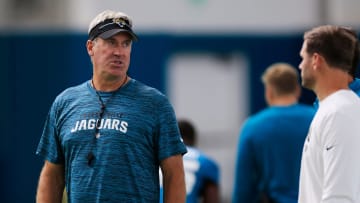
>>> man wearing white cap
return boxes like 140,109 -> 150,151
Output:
35,10 -> 187,203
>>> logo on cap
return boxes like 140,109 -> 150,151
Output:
113,18 -> 126,25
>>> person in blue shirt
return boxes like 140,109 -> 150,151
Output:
348,37 -> 360,96
160,119 -> 220,203
36,10 -> 187,203
232,63 -> 315,203
345,30 -> 360,96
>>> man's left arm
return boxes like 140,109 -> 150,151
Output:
160,154 -> 186,203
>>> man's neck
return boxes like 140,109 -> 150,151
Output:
269,95 -> 298,106
315,69 -> 349,101
92,75 -> 129,92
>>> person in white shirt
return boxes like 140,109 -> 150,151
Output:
298,25 -> 360,203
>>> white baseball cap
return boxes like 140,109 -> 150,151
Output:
88,10 -> 138,41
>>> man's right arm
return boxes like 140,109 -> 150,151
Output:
232,121 -> 258,203
36,160 -> 65,203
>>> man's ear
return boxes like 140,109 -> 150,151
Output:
312,53 -> 325,70
295,84 -> 301,99
86,40 -> 94,56
264,85 -> 274,106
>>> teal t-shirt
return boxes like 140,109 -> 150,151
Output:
36,79 -> 187,202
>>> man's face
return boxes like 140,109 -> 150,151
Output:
88,32 -> 132,81
299,41 -> 316,90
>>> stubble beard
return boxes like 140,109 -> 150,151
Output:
301,77 -> 316,91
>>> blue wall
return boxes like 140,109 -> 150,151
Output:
0,33 -> 315,202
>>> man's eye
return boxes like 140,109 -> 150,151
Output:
122,41 -> 131,47
105,39 -> 116,45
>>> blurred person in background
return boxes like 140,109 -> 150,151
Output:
298,25 -> 360,203
160,119 -> 220,203
35,9 -> 187,203
233,63 -> 315,203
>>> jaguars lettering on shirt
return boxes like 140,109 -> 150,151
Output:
70,118 -> 128,134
